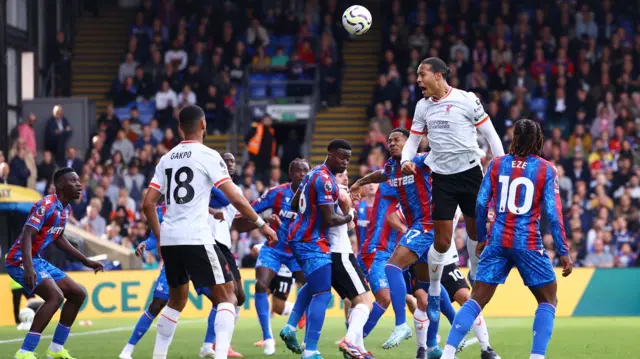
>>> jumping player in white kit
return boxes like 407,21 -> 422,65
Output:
142,105 -> 277,359
400,57 -> 505,325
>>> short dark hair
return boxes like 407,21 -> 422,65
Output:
53,167 -> 75,186
178,105 -> 205,133
421,57 -> 450,79
390,128 -> 410,138
289,158 -> 309,172
327,139 -> 352,152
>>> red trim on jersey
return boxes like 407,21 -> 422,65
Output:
180,140 -> 198,144
149,182 -> 161,190
474,115 -> 489,127
214,177 -> 231,188
302,172 -> 322,242
316,238 -> 330,253
410,129 -> 425,135
501,164 -> 524,248
431,87 -> 453,103
529,163 -> 547,250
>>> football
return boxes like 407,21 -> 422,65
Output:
342,5 -> 372,35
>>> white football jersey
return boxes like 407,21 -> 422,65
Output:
329,205 -> 352,254
150,141 -> 231,246
411,87 -> 489,175
208,183 -> 242,248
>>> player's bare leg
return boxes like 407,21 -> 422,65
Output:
427,220 -> 454,323
255,266 -> 278,353
382,246 -> 418,349
406,294 -> 417,314
441,281 -> 498,359
44,277 -> 87,359
528,281 -> 559,359
452,288 -> 500,359
339,293 -> 373,359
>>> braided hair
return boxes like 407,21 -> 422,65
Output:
508,119 -> 544,157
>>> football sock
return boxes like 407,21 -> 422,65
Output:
384,264 -> 407,325
427,247 -> 445,297
363,301 -> 387,338
20,332 -> 41,353
282,301 -> 294,316
346,304 -> 369,344
467,239 -> 479,280
204,307 -> 216,346
427,312 -> 439,349
413,309 -> 428,349
444,299 -> 481,353
531,303 -> 556,357
530,354 -> 545,359
305,291 -> 331,352
439,285 -> 456,324
214,302 -> 236,359
128,310 -> 156,346
49,323 -> 70,352
153,306 -> 181,359
235,306 -> 241,324
472,314 -> 490,351
255,292 -> 273,340
285,284 -> 311,329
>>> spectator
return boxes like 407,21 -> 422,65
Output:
202,85 -> 224,133
319,56 -> 339,106
59,147 -> 84,174
247,18 -> 270,48
15,113 -> 37,156
80,201 -> 107,236
270,46 -> 289,69
245,115 -> 276,183
155,80 -> 178,126
102,222 -> 123,244
164,39 -> 188,71
161,128 -> 179,150
177,85 -> 197,108
36,151 -> 56,194
123,160 -> 145,202
115,76 -> 138,107
118,53 -> 139,84
133,65 -> 154,99
93,185 -> 113,221
44,105 -> 73,163
135,125 -> 158,149
0,162 -> 8,184
98,104 -> 121,147
144,50 -> 166,88
369,103 -> 393,136
252,46 -> 271,72
52,31 -> 72,96
111,129 -> 135,164
584,239 -> 614,267
8,146 -> 30,187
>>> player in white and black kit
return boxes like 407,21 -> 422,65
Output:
143,105 -> 277,359
331,171 -> 373,359
400,57 -> 505,323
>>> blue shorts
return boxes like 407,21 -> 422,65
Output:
6,258 -> 67,296
366,255 -> 391,294
475,246 -> 557,288
398,225 -> 434,263
256,245 -> 302,274
289,240 -> 331,278
153,267 -> 211,300
403,267 -> 414,294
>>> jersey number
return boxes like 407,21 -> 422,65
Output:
298,184 -> 307,213
165,167 -> 195,205
279,280 -> 289,294
405,229 -> 421,243
447,268 -> 464,281
498,176 -> 534,215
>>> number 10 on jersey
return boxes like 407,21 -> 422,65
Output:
498,175 -> 534,215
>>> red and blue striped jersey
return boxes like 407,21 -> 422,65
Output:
360,182 -> 405,268
383,154 -> 433,231
355,199 -> 373,252
6,195 -> 71,266
288,165 -> 338,246
476,154 -> 569,256
252,183 -> 296,253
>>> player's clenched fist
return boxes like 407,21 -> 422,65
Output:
260,225 -> 278,245
401,161 -> 417,175
559,255 -> 573,277
135,242 -> 147,257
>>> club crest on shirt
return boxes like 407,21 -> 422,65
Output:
554,176 -> 560,194
324,181 -> 333,193
445,104 -> 452,114
36,206 -> 46,217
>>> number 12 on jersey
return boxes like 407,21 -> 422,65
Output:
498,175 -> 534,215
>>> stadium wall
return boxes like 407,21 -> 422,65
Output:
1,268 -> 639,326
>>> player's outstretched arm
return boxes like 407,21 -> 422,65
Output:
20,226 -> 38,290
219,181 -> 278,243
476,118 -> 505,157
143,188 -> 163,246
350,170 -> 387,200
56,235 -> 104,273
543,165 -> 572,276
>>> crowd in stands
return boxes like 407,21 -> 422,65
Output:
363,0 -> 640,268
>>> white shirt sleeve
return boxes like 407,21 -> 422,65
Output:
149,158 -> 166,192
476,119 -> 505,156
464,92 -> 490,126
402,100 -> 427,163
204,149 -> 232,188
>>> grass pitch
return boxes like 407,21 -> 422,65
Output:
0,316 -> 637,358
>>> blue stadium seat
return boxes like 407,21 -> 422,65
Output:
271,85 -> 287,98
529,98 -> 548,113
278,35 -> 295,46
270,73 -> 287,83
250,86 -> 267,98
249,73 -> 269,83
114,107 -> 131,121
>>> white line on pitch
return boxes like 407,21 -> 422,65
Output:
0,319 -> 205,345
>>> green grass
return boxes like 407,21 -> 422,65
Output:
0,316 -> 637,358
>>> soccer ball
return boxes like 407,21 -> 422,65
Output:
19,308 -> 35,324
342,5 -> 372,35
